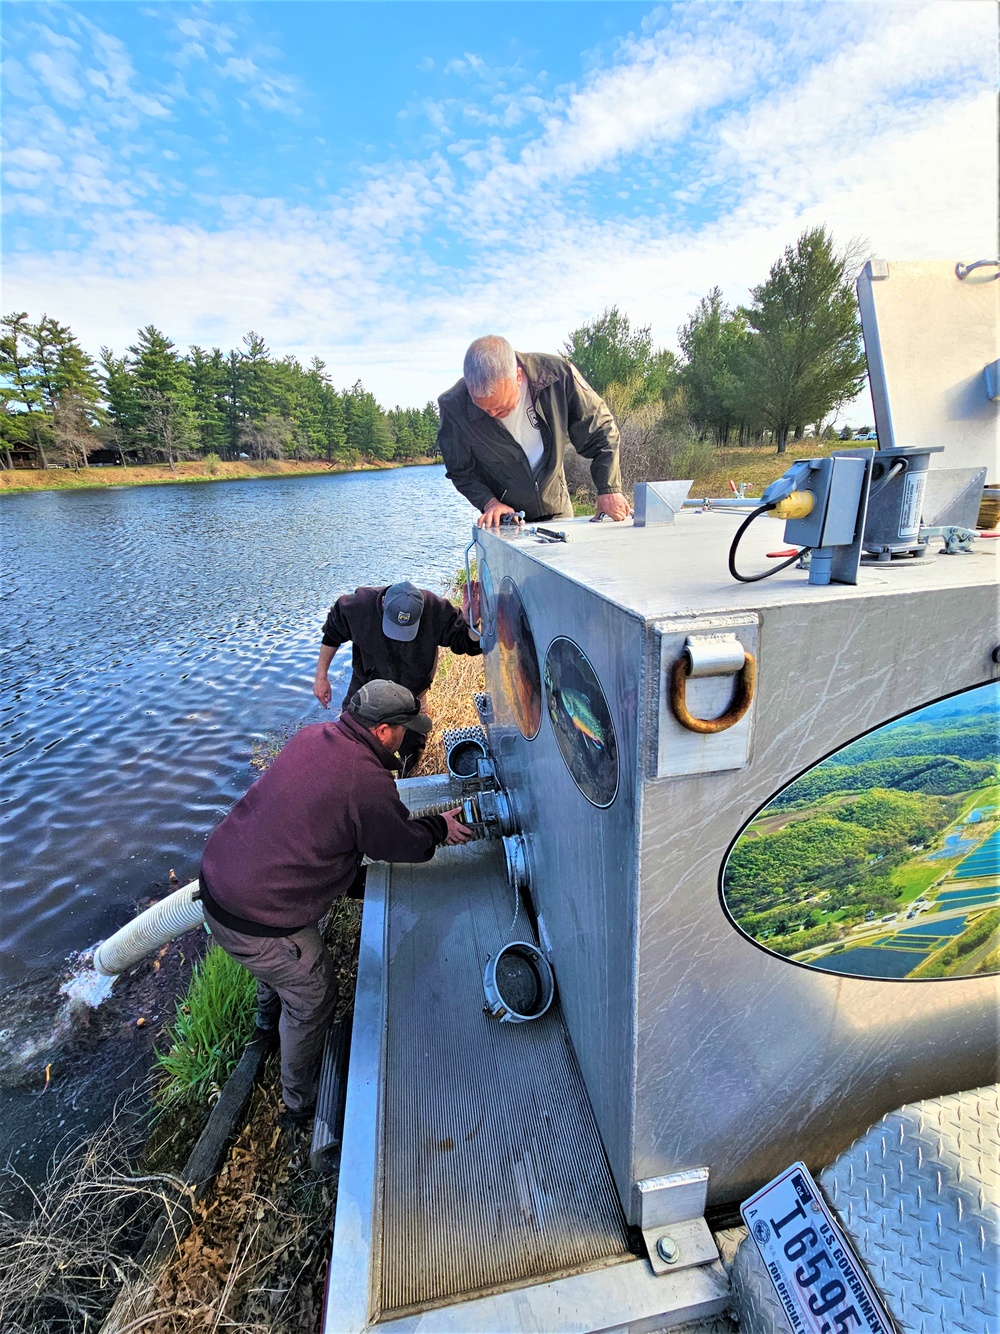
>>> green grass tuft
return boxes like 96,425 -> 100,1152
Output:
154,944 -> 256,1112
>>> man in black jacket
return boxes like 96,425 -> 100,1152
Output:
437,335 -> 631,528
313,580 -> 481,774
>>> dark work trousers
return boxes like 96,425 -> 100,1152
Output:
203,912 -> 339,1113
397,726 -> 427,778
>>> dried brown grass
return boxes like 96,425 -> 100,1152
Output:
0,1090 -> 188,1334
111,901 -> 362,1334
0,457 -> 439,494
413,650 -> 486,777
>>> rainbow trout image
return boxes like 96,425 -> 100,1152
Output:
559,689 -> 605,750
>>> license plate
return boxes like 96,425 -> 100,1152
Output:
741,1162 -> 896,1334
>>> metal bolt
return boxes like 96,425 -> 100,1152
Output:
992,645 -> 1000,665
656,1235 -> 680,1264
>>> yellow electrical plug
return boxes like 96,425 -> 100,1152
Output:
770,490 -> 815,520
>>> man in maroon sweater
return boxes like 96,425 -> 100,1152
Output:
313,580 -> 482,776
199,680 -> 470,1125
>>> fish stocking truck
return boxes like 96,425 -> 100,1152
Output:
93,260 -> 1000,1333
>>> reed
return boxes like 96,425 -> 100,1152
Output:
153,945 -> 256,1112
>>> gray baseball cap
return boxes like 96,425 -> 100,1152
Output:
382,581 -> 424,642
348,680 -> 432,734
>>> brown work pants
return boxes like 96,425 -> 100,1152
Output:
203,913 -> 339,1113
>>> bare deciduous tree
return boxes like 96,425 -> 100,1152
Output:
237,413 -> 292,462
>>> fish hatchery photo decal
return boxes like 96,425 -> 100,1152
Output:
721,682 -> 1000,981
495,576 -> 542,739
543,637 -> 619,807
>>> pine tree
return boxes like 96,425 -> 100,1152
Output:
100,347 -> 143,463
126,326 -> 196,468
344,380 -> 393,460
188,346 -> 231,455
564,306 -> 677,403
1,313 -> 102,467
0,312 -> 48,467
678,288 -> 754,446
740,227 -> 868,454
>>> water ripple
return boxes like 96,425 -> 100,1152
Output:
0,465 -> 475,984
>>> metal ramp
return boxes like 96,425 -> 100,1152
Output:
325,776 -> 730,1334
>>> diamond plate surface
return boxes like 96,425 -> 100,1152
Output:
819,1084 -> 1000,1334
729,1235 -> 794,1333
441,723 -> 488,751
728,1085 -> 1000,1334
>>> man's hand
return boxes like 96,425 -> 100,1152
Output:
441,809 -> 473,845
313,644 -> 337,707
478,499 -> 522,529
595,492 -> 632,522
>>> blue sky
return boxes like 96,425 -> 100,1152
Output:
2,1 -> 996,412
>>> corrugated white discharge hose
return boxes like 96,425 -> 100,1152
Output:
93,880 -> 206,976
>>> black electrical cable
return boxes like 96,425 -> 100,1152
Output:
728,501 -> 811,583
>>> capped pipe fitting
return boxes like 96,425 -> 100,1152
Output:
502,834 -> 529,893
483,941 -> 555,1023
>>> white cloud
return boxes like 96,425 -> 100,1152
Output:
172,16 -> 235,64
28,49 -> 85,104
2,0 -> 996,411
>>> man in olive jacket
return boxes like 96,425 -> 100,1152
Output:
437,335 -> 631,528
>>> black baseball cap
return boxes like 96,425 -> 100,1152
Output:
348,680 -> 433,733
382,581 -> 425,642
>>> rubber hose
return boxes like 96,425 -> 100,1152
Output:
93,880 -> 206,976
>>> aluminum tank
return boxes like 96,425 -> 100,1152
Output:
471,512 -> 999,1217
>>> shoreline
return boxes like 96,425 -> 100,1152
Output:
0,454 -> 442,496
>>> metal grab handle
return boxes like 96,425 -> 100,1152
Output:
463,536 -> 482,638
669,650 -> 756,734
955,259 -> 1000,280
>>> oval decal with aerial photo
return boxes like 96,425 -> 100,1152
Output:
721,682 -> 1000,981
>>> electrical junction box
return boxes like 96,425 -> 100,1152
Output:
783,454 -> 867,549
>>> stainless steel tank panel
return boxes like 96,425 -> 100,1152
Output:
730,1084 -> 1000,1333
476,526 -> 647,1211
475,515 -> 999,1216
856,260 -> 1000,472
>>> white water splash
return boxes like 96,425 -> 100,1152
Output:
59,962 -> 117,1011
0,951 -> 119,1081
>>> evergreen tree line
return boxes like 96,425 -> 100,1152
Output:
1,223 -> 866,472
563,224 -> 868,463
0,320 -> 440,471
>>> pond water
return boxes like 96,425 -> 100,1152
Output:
0,465 -> 474,987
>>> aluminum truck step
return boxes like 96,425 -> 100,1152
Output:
310,1013 -> 352,1173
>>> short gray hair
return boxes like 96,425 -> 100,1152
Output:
463,336 -> 517,399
